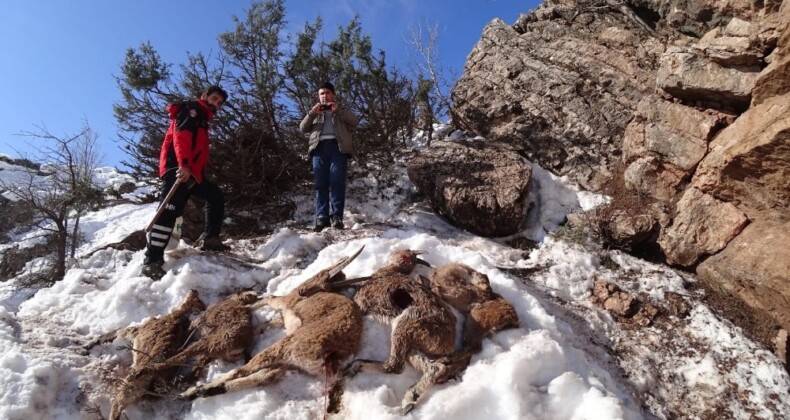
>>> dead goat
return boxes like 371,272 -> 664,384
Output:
148,289 -> 264,382
85,289 -> 206,420
180,247 -> 367,412
429,263 -> 519,351
346,249 -> 459,414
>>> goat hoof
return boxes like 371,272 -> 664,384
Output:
343,363 -> 361,378
180,387 -> 200,401
400,402 -> 416,415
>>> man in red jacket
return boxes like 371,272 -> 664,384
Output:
141,85 -> 229,280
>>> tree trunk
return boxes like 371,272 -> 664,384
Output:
70,213 -> 81,258
55,230 -> 68,281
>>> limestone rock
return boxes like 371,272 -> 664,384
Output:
697,220 -> 790,332
753,4 -> 790,104
452,14 -> 658,190
592,280 -> 638,317
656,46 -> 760,112
623,97 -> 725,170
407,140 -> 532,237
691,93 -> 790,221
605,209 -> 658,249
624,156 -> 686,200
695,25 -> 763,66
664,291 -> 691,318
658,188 -> 748,267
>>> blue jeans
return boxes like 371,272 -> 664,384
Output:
312,139 -> 348,220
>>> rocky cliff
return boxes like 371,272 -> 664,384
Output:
410,0 -> 789,353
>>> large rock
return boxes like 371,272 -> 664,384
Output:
624,156 -> 687,200
695,24 -> 764,67
656,46 -> 761,112
691,93 -> 790,221
697,220 -> 790,331
752,2 -> 790,105
451,12 -> 661,190
650,0 -> 770,36
605,209 -> 658,249
658,188 -> 748,266
407,140 -> 532,237
622,97 -> 728,199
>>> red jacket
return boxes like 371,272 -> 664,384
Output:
158,99 -> 215,183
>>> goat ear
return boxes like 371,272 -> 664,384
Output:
327,245 -> 365,278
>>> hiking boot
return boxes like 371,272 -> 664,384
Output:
330,215 -> 344,230
141,260 -> 166,280
198,234 -> 230,252
314,216 -> 330,232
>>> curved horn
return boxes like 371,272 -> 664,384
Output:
331,275 -> 372,289
328,245 -> 365,278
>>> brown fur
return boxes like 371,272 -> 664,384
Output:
347,250 -> 458,414
86,290 -> 206,420
149,290 -> 262,381
180,249 -> 365,410
429,263 -> 520,350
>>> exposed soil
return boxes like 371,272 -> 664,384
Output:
690,276 -> 784,363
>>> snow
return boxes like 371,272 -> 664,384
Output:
0,127 -> 788,420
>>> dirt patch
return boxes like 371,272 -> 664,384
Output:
690,277 -> 782,356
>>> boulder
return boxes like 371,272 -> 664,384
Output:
623,97 -> 726,169
656,46 -> 761,112
452,14 -> 660,190
695,26 -> 763,66
691,93 -> 790,221
752,3 -> 790,105
697,220 -> 790,332
623,156 -> 686,200
622,97 -> 729,200
605,209 -> 658,249
657,188 -> 748,266
407,140 -> 532,237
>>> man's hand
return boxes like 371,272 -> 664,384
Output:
311,102 -> 336,115
176,166 -> 193,182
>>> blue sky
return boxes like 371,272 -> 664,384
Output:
0,0 -> 539,168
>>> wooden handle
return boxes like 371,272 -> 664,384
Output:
145,178 -> 183,233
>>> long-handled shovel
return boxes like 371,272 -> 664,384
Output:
145,178 -> 183,233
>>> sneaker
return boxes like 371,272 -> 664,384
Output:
141,260 -> 166,280
314,216 -> 330,232
330,215 -> 344,230
198,234 -> 230,252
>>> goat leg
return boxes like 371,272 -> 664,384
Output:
181,367 -> 285,400
400,354 -> 451,415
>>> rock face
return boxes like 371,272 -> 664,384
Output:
656,46 -> 760,112
697,220 -> 790,331
442,0 -> 790,334
407,140 -> 532,237
658,188 -> 748,267
691,93 -> 790,221
451,11 -> 661,190
622,97 -> 728,200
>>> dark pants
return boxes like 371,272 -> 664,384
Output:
311,139 -> 348,221
144,169 -> 224,263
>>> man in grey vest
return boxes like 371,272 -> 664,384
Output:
299,82 -> 360,231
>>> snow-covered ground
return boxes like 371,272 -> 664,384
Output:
1,128 -> 788,419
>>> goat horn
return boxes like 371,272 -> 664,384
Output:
327,245 -> 365,278
330,275 -> 372,289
